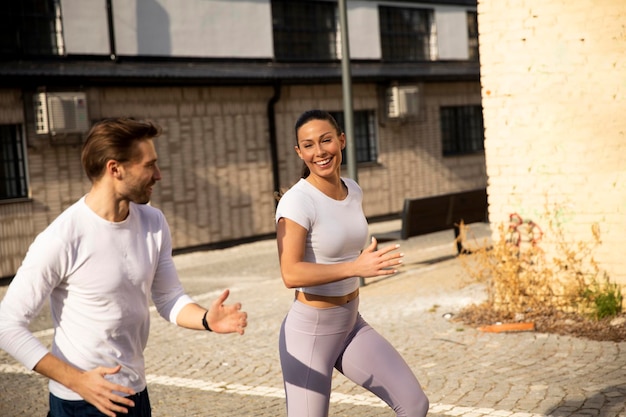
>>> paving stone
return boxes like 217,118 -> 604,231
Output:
1,222 -> 625,416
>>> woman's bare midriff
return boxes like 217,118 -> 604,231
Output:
295,289 -> 359,308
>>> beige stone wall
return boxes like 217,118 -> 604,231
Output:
0,90 -> 23,123
478,0 -> 626,283
0,81 -> 485,277
87,86 -> 278,247
1,86 -> 278,276
0,90 -> 37,275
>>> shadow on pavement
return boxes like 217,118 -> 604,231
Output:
546,385 -> 626,417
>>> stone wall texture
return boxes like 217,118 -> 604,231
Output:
0,81 -> 484,277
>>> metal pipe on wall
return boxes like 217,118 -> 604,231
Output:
338,0 -> 358,183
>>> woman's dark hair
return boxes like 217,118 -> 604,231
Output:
294,110 -> 343,178
81,117 -> 161,182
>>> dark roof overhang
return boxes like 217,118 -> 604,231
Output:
0,58 -> 479,88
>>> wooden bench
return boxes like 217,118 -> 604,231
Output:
400,188 -> 488,243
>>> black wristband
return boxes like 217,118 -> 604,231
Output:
201,310 -> 213,332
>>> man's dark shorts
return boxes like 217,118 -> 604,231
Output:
48,388 -> 151,417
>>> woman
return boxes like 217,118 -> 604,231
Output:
275,110 -> 429,417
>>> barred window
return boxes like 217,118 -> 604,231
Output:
330,110 -> 378,164
379,6 -> 437,62
440,105 -> 484,156
271,0 -> 339,61
467,11 -> 479,61
0,0 -> 65,57
0,125 -> 28,201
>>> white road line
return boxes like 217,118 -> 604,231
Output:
0,364 -> 545,417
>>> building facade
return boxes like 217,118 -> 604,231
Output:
0,0 -> 483,278
478,0 -> 626,284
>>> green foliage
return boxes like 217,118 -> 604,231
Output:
581,274 -> 623,320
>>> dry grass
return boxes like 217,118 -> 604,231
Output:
455,208 -> 625,342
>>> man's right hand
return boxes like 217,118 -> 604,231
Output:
74,365 -> 136,416
34,354 -> 135,417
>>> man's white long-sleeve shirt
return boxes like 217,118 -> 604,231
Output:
0,196 -> 193,400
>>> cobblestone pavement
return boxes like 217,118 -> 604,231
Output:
1,221 -> 625,417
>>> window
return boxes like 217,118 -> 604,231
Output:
271,0 -> 339,61
0,0 -> 65,57
467,11 -> 479,61
330,110 -> 378,164
440,105 -> 484,156
0,125 -> 28,201
379,6 -> 437,62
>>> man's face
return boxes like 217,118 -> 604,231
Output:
117,139 -> 162,204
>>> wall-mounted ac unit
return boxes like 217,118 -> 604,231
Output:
386,85 -> 421,119
35,92 -> 89,135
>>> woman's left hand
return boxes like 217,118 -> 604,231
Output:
352,237 -> 404,278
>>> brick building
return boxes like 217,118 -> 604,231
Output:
0,0 -> 483,278
478,0 -> 626,284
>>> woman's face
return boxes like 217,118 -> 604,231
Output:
295,119 -> 345,179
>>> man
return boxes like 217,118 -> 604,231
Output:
0,117 -> 248,417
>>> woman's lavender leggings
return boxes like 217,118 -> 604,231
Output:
279,296 -> 429,417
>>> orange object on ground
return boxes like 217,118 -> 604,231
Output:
478,322 -> 535,333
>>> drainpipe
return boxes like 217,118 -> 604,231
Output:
267,82 -> 282,207
338,0 -> 357,183
106,0 -> 117,61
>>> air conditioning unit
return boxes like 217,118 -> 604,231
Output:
35,92 -> 89,135
386,85 -> 421,119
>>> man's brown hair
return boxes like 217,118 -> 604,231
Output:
81,117 -> 161,182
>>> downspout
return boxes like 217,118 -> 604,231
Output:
267,82 -> 282,207
106,0 -> 117,61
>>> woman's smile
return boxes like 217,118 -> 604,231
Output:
315,157 -> 332,167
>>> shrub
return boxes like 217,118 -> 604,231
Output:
459,208 -> 622,320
